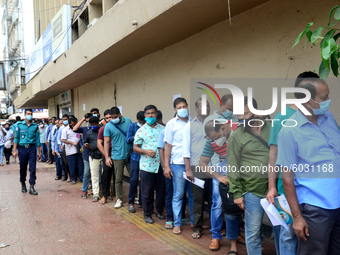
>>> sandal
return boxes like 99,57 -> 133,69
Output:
237,234 -> 246,245
81,193 -> 87,199
227,252 -> 239,255
203,225 -> 211,229
192,232 -> 202,239
92,196 -> 99,202
99,197 -> 107,205
67,179 -> 71,182
172,226 -> 181,235
165,221 -> 174,229
181,219 -> 190,225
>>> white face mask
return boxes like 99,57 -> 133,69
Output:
214,130 -> 227,146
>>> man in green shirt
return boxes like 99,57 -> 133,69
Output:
227,97 -> 270,255
13,109 -> 41,195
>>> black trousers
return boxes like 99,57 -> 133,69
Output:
192,177 -> 212,233
48,141 -> 53,163
298,203 -> 340,255
102,158 -> 115,198
62,146 -> 69,173
4,146 -> 12,161
140,166 -> 165,216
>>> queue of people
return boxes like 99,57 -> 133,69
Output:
8,72 -> 340,255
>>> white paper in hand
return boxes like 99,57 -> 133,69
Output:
182,172 -> 205,189
260,198 -> 289,231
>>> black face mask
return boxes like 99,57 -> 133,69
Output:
240,114 -> 254,128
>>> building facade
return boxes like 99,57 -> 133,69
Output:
14,0 -> 340,123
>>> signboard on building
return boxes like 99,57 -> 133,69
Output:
59,90 -> 72,108
25,5 -> 71,84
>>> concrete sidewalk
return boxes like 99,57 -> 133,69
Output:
0,162 -> 276,255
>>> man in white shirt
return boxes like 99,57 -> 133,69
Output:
61,117 -> 84,184
183,98 -> 211,239
164,97 -> 193,235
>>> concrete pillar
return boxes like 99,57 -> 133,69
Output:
102,0 -> 117,13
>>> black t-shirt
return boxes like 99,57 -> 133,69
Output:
84,129 -> 102,159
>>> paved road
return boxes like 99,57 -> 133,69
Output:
0,162 -> 276,255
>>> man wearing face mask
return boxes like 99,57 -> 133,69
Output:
201,94 -> 239,250
13,109 -> 42,195
73,113 -> 93,198
104,107 -> 132,208
182,98 -> 212,239
55,119 -> 69,181
84,116 -> 102,202
57,114 -> 71,181
277,79 -> 340,255
38,120 -> 48,162
4,123 -> 14,164
126,111 -> 146,213
164,97 -> 193,235
134,105 -> 165,223
228,97 -> 270,255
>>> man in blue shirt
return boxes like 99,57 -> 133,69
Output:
46,117 -> 56,164
267,71 -> 319,255
13,109 -> 41,195
104,107 -> 132,208
57,115 -> 70,181
277,78 -> 340,255
127,111 -> 145,213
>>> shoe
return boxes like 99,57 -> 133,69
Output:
6,160 -> 9,164
71,181 -> 76,185
114,199 -> 123,208
128,204 -> 136,213
144,216 -> 154,224
21,182 -> 27,193
29,185 -> 38,195
209,239 -> 220,251
55,177 -> 61,180
155,211 -> 166,220
81,192 -> 87,199
62,178 -> 67,181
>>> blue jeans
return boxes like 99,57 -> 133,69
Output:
66,154 -> 84,182
82,160 -> 91,192
211,178 -> 224,240
165,176 -> 187,222
55,155 -> 62,178
244,192 -> 265,255
59,152 -> 68,179
171,164 -> 194,227
0,145 -> 4,164
273,224 -> 297,255
41,143 -> 47,162
226,213 -> 242,240
128,159 -> 142,205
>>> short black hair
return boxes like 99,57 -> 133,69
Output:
38,120 -> 43,124
144,105 -> 158,113
104,109 -> 111,116
294,71 -> 320,87
69,115 -> 75,119
51,116 -> 56,120
136,111 -> 145,121
296,82 -> 317,100
205,120 -> 222,136
69,117 -> 77,124
62,114 -> 69,118
173,97 -> 187,108
244,96 -> 258,109
110,107 -> 120,115
294,71 -> 321,99
89,116 -> 99,124
24,109 -> 33,114
90,108 -> 99,113
157,110 -> 163,120
16,116 -> 21,121
221,94 -> 232,105
84,113 -> 92,119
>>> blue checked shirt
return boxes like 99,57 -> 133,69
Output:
126,122 -> 141,162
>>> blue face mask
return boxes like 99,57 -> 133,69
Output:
311,99 -> 331,115
92,114 -> 98,117
145,117 -> 156,125
86,123 -> 90,128
222,109 -> 233,119
177,109 -> 189,118
63,120 -> 68,125
92,125 -> 99,131
111,118 -> 120,124
26,115 -> 33,121
137,122 -> 141,127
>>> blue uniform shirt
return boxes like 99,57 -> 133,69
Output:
14,121 -> 41,147
276,110 -> 340,210
126,122 -> 141,162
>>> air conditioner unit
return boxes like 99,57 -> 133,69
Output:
87,18 -> 99,29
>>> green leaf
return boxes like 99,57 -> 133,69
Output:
311,26 -> 324,44
330,19 -> 339,27
321,38 -> 336,60
320,30 -> 336,48
328,6 -> 340,27
334,32 -> 340,42
292,22 -> 313,49
330,51 -> 339,77
319,60 -> 331,79
335,7 -> 340,20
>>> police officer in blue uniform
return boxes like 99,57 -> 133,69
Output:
13,109 -> 42,195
